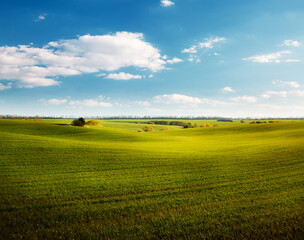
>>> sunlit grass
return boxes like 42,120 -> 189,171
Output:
0,119 -> 303,239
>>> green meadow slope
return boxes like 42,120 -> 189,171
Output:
0,119 -> 303,239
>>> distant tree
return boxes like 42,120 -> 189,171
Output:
241,120 -> 245,123
71,118 -> 86,127
34,116 -> 41,121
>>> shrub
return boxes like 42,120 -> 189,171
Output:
241,120 -> 245,123
217,119 -> 233,122
250,121 -> 256,124
72,118 -> 86,127
200,124 -> 206,127
149,121 -> 168,125
143,126 -> 153,132
86,120 -> 102,126
213,124 -> 218,127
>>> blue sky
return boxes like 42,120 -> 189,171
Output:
1,0 -> 304,117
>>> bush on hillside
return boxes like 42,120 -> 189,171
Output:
71,118 -> 86,127
217,119 -> 233,122
86,120 -> 102,126
143,126 -> 153,132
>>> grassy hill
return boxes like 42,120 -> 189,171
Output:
0,119 -> 303,239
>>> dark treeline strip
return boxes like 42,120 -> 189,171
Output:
1,114 -> 304,120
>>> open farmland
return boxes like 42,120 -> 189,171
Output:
0,119 -> 303,239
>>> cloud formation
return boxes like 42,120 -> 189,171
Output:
182,37 -> 226,62
166,57 -> 183,64
40,96 -> 112,107
243,51 -> 291,63
105,72 -> 142,80
153,93 -> 231,106
222,86 -> 234,93
0,82 -> 12,90
35,13 -> 47,22
231,96 -> 257,103
272,80 -> 299,88
0,32 -> 171,88
161,0 -> 174,7
262,90 -> 304,99
282,40 -> 301,47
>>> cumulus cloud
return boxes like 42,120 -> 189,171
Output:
0,82 -> 12,90
153,94 -> 231,106
35,13 -> 47,22
222,86 -> 234,93
153,94 -> 202,105
40,96 -> 112,107
243,51 -> 291,63
262,91 -> 287,99
69,99 -> 112,107
47,99 -> 68,105
285,59 -> 301,62
231,96 -> 257,103
182,37 -> 226,62
166,57 -> 183,64
161,0 -> 174,7
182,46 -> 197,54
272,80 -> 299,88
132,101 -> 151,107
199,37 -> 226,49
262,90 -> 304,99
105,72 -> 142,80
0,32 -> 170,88
282,40 -> 301,47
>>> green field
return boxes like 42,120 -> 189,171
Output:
0,119 -> 303,239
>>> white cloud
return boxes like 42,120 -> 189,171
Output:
161,0 -> 174,7
69,99 -> 112,107
182,46 -> 197,54
182,37 -> 226,62
199,37 -> 226,49
282,40 -> 301,47
148,74 -> 153,78
231,96 -> 257,103
262,91 -> 287,99
222,86 -> 234,93
35,13 -> 47,22
166,57 -> 183,64
272,80 -> 299,88
40,96 -> 112,107
285,59 -> 301,62
47,98 -> 68,105
132,101 -> 151,107
0,82 -> 12,90
153,94 -> 231,106
97,73 -> 106,77
0,32 -> 169,88
153,94 -> 202,105
262,90 -> 304,99
243,51 -> 291,63
105,72 -> 142,80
